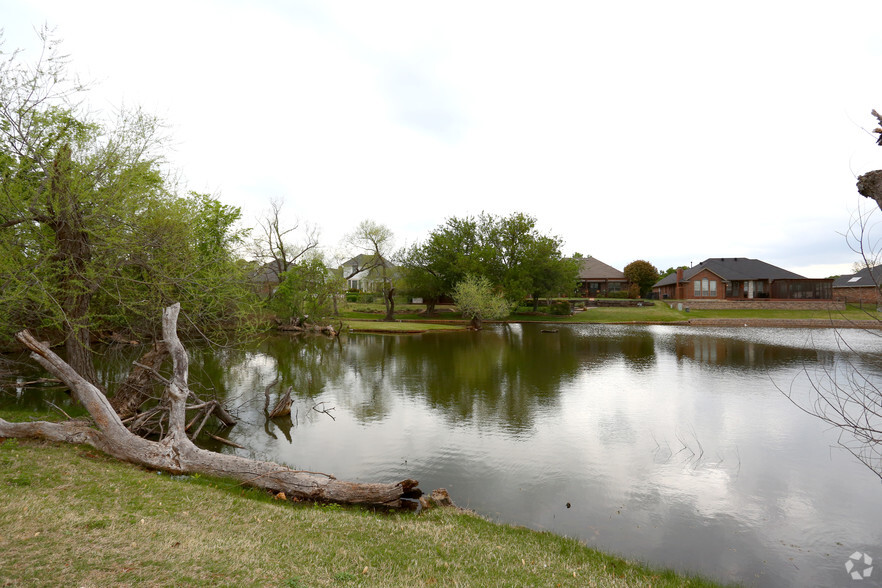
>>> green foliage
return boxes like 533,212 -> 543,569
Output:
0,30 -> 258,354
452,275 -> 510,328
402,212 -> 576,305
271,255 -> 342,320
623,260 -> 660,298
659,265 -> 689,279
396,241 -> 447,307
548,300 -> 573,315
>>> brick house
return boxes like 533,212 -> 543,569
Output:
832,265 -> 882,304
652,258 -> 833,301
574,256 -> 628,297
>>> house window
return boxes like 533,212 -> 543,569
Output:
694,278 -> 717,297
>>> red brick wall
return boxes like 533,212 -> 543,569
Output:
678,299 -> 845,311
685,269 -> 725,299
834,287 -> 880,305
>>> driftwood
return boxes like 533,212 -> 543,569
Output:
0,303 -> 422,508
269,386 -> 293,418
277,317 -> 340,337
278,323 -> 338,336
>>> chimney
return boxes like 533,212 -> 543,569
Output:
676,268 -> 684,282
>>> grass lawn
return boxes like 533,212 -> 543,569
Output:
0,437 -> 727,587
337,300 -> 882,326
343,319 -> 464,333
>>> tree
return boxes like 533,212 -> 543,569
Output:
623,260 -> 659,298
525,236 -> 580,310
250,197 -> 319,295
0,29 -> 256,388
346,220 -> 396,321
270,254 -> 343,322
659,265 -> 689,280
407,212 -> 576,308
452,275 -> 510,330
396,242 -> 447,315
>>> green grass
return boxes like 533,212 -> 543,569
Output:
338,300 -> 882,326
0,437 -> 729,587
343,319 -> 464,333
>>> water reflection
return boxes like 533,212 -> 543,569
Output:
3,325 -> 882,587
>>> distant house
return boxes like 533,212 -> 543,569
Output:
250,259 -> 287,298
832,265 -> 882,304
574,256 -> 628,297
340,254 -> 396,292
652,258 -> 833,300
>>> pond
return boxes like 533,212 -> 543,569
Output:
5,324 -> 882,587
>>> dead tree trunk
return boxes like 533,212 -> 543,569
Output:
269,386 -> 293,418
110,341 -> 169,419
0,303 -> 421,508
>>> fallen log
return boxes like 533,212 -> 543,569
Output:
0,304 -> 422,508
278,321 -> 338,336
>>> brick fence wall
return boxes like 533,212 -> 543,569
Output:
833,288 -> 880,305
671,299 -> 845,311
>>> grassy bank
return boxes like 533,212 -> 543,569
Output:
338,300 -> 881,330
343,319 -> 463,333
0,438 -> 726,587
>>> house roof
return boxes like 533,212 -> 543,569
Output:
572,256 -> 626,281
653,258 -> 806,288
250,259 -> 287,284
833,265 -> 882,288
340,253 -> 395,270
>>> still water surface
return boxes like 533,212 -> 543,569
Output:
8,324 -> 882,586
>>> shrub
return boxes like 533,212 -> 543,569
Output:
548,301 -> 573,315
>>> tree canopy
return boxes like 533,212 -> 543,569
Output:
0,29 -> 255,381
398,212 -> 576,309
451,274 -> 510,330
623,260 -> 659,298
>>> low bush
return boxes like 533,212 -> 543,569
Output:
548,301 -> 573,315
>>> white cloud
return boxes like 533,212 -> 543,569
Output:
6,0 -> 882,270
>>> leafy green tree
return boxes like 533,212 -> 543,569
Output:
396,242 -> 447,315
0,29 -> 256,384
407,212 -> 575,307
525,236 -> 580,310
623,260 -> 660,298
452,275 -> 510,330
270,255 -> 342,321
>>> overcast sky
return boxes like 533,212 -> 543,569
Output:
5,1 -> 882,276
